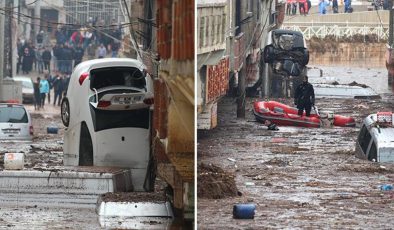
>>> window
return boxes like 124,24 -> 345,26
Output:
91,107 -> 150,132
200,17 -> 205,48
211,16 -> 215,46
368,141 -> 377,161
216,15 -> 221,44
222,14 -> 226,43
357,125 -> 372,154
90,67 -> 146,90
205,16 -> 210,46
0,107 -> 28,123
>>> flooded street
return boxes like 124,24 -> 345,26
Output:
0,105 -> 102,229
197,66 -> 394,228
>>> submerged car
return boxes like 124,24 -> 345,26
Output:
263,29 -> 309,77
355,112 -> 394,163
263,29 -> 309,97
61,58 -> 154,191
0,103 -> 33,140
13,76 -> 34,104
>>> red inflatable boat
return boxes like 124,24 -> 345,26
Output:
253,101 -> 356,128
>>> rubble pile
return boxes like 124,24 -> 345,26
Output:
197,163 -> 239,199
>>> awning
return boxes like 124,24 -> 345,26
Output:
197,50 -> 226,69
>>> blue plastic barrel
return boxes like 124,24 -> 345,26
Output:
47,126 -> 58,134
233,203 -> 256,219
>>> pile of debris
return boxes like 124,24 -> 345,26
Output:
197,163 -> 239,199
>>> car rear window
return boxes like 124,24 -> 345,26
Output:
0,106 -> 28,123
90,67 -> 146,90
90,107 -> 149,132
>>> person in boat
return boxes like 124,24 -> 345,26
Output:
294,75 -> 315,117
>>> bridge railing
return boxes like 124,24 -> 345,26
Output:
281,22 -> 389,41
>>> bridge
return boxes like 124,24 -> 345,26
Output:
282,11 -> 389,40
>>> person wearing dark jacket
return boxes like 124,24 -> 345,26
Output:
294,76 -> 315,117
33,77 -> 41,110
53,72 -> 64,106
63,44 -> 74,74
42,47 -> 52,73
73,44 -> 84,67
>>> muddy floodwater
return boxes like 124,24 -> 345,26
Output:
0,105 -> 179,229
198,66 -> 394,228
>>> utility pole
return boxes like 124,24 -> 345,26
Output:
237,67 -> 246,118
389,0 -> 394,47
0,0 -> 5,83
34,0 -> 41,46
4,0 -> 14,79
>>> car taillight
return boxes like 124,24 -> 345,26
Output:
97,100 -> 111,108
29,125 -> 34,135
78,72 -> 89,85
143,98 -> 154,105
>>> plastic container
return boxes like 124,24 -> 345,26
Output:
47,123 -> 59,134
4,153 -> 25,170
380,184 -> 393,191
233,203 -> 256,219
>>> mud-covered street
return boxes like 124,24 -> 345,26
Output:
197,67 -> 394,228
0,105 -> 173,229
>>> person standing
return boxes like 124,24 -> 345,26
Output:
97,44 -> 106,58
33,77 -> 41,110
286,0 -> 292,15
39,76 -> 50,108
73,43 -> 84,67
42,47 -> 52,73
22,46 -> 34,74
44,71 -> 54,104
53,73 -> 64,106
294,76 -> 315,117
36,47 -> 44,74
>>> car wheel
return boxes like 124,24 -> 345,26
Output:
263,45 -> 275,63
79,122 -> 93,166
388,73 -> 393,86
61,98 -> 70,127
300,48 -> 309,66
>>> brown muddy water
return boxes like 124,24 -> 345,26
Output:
198,67 -> 394,229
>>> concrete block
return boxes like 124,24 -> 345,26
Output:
96,200 -> 173,217
0,168 -> 133,195
4,153 -> 24,170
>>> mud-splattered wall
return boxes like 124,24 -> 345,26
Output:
307,36 -> 386,68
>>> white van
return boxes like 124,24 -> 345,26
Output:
0,103 -> 33,140
61,58 -> 154,191
355,112 -> 394,163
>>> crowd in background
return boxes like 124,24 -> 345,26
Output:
16,17 -> 123,109
286,0 -> 390,15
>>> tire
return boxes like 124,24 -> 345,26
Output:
388,73 -> 393,86
263,45 -> 275,63
79,122 -> 93,166
61,98 -> 70,127
300,48 -> 309,66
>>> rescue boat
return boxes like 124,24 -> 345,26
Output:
253,101 -> 356,128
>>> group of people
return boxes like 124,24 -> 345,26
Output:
286,0 -> 312,15
33,71 -> 69,110
285,0 -> 355,15
17,17 -> 124,110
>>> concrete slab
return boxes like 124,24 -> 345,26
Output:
96,200 -> 173,217
98,216 -> 174,229
312,83 -> 381,99
0,167 -> 133,195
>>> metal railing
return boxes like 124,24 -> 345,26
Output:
281,22 -> 389,40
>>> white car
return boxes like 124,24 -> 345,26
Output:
61,58 -> 154,191
13,76 -> 34,104
355,112 -> 394,163
0,103 -> 33,140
